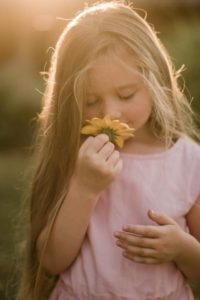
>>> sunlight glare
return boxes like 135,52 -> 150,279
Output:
32,14 -> 55,31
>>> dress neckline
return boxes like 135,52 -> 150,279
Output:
119,137 -> 183,160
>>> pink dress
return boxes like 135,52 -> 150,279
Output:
50,137 -> 200,300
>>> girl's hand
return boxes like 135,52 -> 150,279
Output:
114,210 -> 186,264
74,134 -> 123,196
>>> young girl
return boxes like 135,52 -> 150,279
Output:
17,1 -> 200,299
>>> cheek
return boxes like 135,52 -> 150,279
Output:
127,100 -> 152,124
138,104 -> 152,120
82,107 -> 101,122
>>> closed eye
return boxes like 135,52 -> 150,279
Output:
119,93 -> 135,100
86,97 -> 100,106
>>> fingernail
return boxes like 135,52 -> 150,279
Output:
100,133 -> 109,140
123,251 -> 128,257
114,231 -> 120,237
149,209 -> 154,214
123,225 -> 129,231
116,240 -> 121,246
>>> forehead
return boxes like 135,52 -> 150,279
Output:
86,51 -> 142,95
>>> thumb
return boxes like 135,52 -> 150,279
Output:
148,210 -> 177,226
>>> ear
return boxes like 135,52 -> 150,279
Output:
148,210 -> 177,226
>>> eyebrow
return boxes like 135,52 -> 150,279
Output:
116,83 -> 139,91
87,82 -> 138,96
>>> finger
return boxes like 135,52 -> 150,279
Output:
122,224 -> 161,238
148,210 -> 177,226
98,142 -> 115,160
116,241 -> 157,258
112,158 -> 123,175
123,252 -> 161,265
107,150 -> 120,166
91,134 -> 110,152
115,233 -> 156,249
79,136 -> 94,155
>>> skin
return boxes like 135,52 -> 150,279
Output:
82,52 -> 200,282
114,207 -> 200,282
84,52 -> 165,154
37,133 -> 123,274
37,52 -> 200,282
75,134 -> 123,196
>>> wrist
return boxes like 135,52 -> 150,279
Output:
174,231 -> 200,282
174,231 -> 195,264
71,175 -> 100,201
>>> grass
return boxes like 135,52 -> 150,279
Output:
0,149 -> 31,300
0,150 -> 200,299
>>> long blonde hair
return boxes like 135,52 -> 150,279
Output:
16,1 -> 199,299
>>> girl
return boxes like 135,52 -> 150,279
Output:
17,1 -> 200,299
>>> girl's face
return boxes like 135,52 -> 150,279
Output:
83,52 -> 153,141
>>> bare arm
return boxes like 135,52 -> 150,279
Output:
36,134 -> 122,275
175,194 -> 200,282
114,203 -> 200,283
36,179 -> 99,275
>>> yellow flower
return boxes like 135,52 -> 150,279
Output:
81,115 -> 135,148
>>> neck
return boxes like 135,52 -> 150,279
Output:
122,126 -> 166,155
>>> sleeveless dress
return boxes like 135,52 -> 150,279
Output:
49,137 -> 200,300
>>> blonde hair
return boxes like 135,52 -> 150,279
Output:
16,1 -> 199,299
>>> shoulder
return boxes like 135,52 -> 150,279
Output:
179,136 -> 200,156
179,136 -> 200,208
177,136 -> 200,168
186,188 -> 200,241
168,136 -> 200,178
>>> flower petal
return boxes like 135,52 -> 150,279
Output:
115,136 -> 124,148
81,115 -> 135,148
81,125 -> 99,135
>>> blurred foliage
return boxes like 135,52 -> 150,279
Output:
160,19 -> 200,118
0,63 -> 42,150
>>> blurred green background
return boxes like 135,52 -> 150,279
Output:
0,0 -> 200,299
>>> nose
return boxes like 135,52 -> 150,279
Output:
101,99 -> 121,119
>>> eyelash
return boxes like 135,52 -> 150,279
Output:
119,93 -> 134,100
86,92 -> 135,106
86,98 -> 100,107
